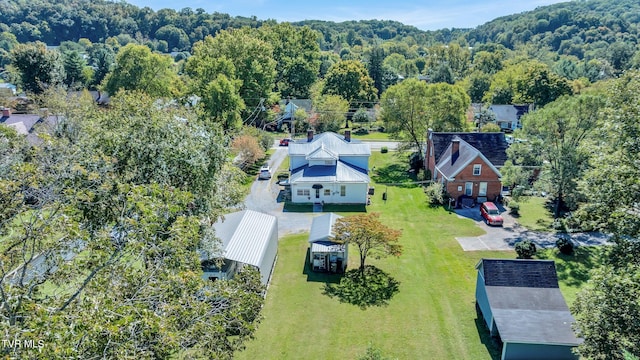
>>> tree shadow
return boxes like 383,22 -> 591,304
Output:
474,302 -> 502,360
535,246 -> 602,287
322,265 -> 400,309
371,163 -> 418,187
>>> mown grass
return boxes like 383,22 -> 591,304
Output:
238,151 -> 510,360
513,196 -> 554,232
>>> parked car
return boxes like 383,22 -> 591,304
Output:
480,201 -> 504,226
258,163 -> 272,180
279,138 -> 294,146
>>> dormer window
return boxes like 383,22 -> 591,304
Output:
473,164 -> 482,176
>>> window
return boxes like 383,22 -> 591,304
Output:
473,164 -> 482,176
324,189 -> 331,196
465,182 -> 473,196
324,160 -> 334,165
296,189 -> 310,196
479,182 -> 487,196
340,185 -> 346,196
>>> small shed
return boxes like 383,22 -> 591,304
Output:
202,210 -> 278,285
308,213 -> 347,273
475,259 -> 581,360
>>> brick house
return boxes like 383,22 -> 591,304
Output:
425,131 -> 509,206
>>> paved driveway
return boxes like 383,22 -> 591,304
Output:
454,204 -> 610,251
243,147 -> 315,235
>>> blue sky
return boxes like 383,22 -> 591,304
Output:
125,0 -> 567,31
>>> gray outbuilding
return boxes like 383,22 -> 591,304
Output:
475,259 -> 582,360
308,213 -> 347,273
201,210 -> 278,286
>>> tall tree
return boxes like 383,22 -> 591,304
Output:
62,50 -> 86,89
381,79 -> 469,154
331,212 -> 402,271
521,94 -> 604,217
10,41 -> 65,94
103,44 -> 180,98
313,94 -> 349,133
323,60 -> 377,108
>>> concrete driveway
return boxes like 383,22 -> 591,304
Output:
454,204 -> 610,251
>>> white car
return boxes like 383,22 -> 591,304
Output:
258,164 -> 271,180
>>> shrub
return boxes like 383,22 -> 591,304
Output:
352,108 -> 370,123
556,237 -> 574,255
515,240 -> 537,259
508,201 -> 520,215
424,182 -> 447,205
354,127 -> 369,135
381,146 -> 388,153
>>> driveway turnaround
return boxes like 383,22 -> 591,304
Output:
454,206 -> 610,251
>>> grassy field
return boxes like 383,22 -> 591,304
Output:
237,151 -> 598,360
512,196 -> 554,232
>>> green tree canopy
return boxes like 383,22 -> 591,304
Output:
10,41 -> 65,94
323,59 -> 377,107
102,43 -> 180,98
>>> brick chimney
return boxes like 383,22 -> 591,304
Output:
1,107 -> 10,118
451,137 -> 460,165
307,129 -> 314,142
344,130 -> 351,142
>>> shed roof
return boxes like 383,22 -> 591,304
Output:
477,259 -> 582,346
311,241 -> 346,253
290,161 -> 369,184
429,132 -> 508,167
309,213 -> 343,243
289,132 -> 370,156
211,210 -> 277,268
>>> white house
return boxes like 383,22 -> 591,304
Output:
308,213 -> 347,273
288,130 -> 371,204
488,105 -> 532,132
200,210 -> 278,286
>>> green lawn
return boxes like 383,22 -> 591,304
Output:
513,196 -> 554,232
238,151 -> 509,360
237,152 -> 599,359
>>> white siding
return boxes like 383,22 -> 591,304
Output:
290,155 -> 307,170
339,155 -> 368,170
291,183 -> 367,204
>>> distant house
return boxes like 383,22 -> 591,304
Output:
200,210 -> 278,286
288,130 -> 370,204
425,131 -> 509,205
308,213 -> 347,273
475,259 -> 581,360
488,104 -> 532,132
0,83 -> 17,96
0,107 -> 58,145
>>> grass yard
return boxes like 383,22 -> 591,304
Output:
238,151 -> 600,359
511,196 -> 554,232
238,150 -> 511,360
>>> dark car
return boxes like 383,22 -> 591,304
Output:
279,138 -> 294,146
480,201 -> 504,226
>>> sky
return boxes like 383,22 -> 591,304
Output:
124,0 -> 568,31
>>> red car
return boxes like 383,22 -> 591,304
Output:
279,138 -> 293,146
480,201 -> 504,226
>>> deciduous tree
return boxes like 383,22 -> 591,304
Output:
10,41 -> 65,94
331,212 -> 402,271
323,60 -> 377,107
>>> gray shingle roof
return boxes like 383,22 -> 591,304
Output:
290,161 -> 369,184
430,132 -> 508,167
478,259 -> 582,346
435,136 -> 501,179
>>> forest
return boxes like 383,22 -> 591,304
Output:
1,0 -> 639,358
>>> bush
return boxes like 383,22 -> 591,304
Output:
424,182 -> 447,205
515,240 -> 537,259
508,201 -> 520,215
556,237 -> 574,255
354,127 -> 369,135
381,146 -> 388,153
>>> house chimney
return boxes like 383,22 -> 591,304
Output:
1,107 -> 10,118
344,130 -> 351,142
307,129 -> 314,142
451,137 -> 460,165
